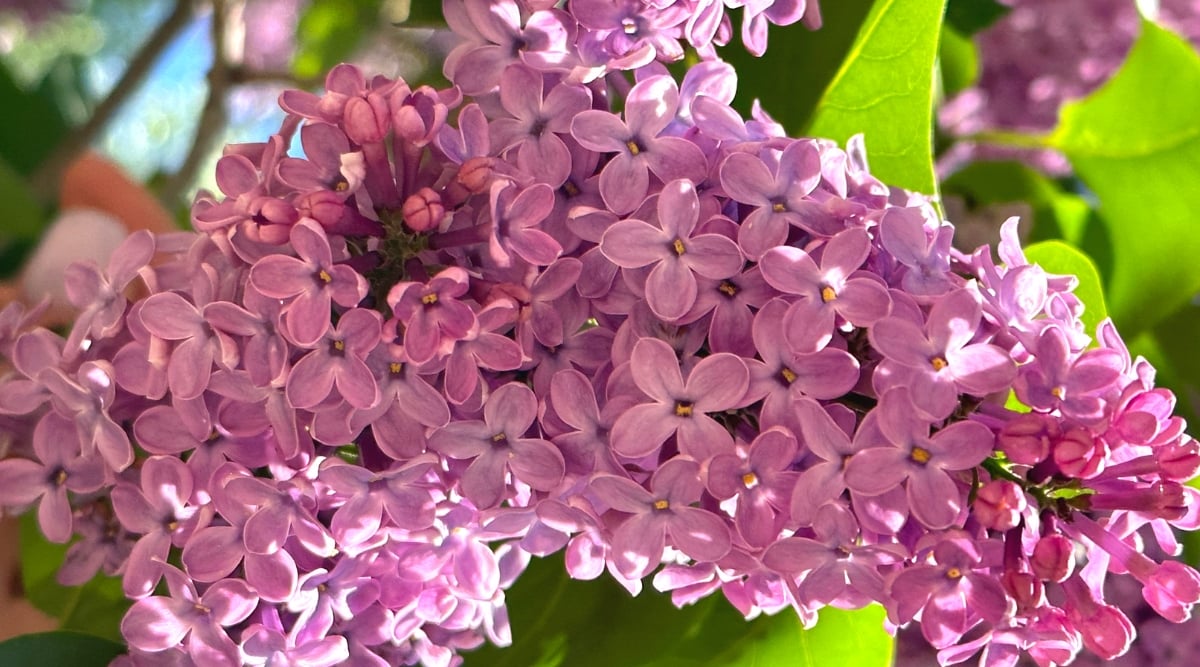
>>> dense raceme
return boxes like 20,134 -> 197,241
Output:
1,1 -> 1198,665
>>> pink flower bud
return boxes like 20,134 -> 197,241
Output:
402,188 -> 445,233
973,480 -> 1026,531
456,157 -> 495,194
1141,560 -> 1200,623
344,94 -> 390,144
1053,427 -> 1107,478
1031,535 -> 1074,583
998,413 -> 1059,465
1157,438 -> 1200,481
1001,570 -> 1044,611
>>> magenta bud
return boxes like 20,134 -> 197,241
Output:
344,94 -> 389,144
1001,570 -> 1044,611
456,157 -> 494,194
402,188 -> 445,233
1157,438 -> 1200,481
1031,535 -> 1074,583
973,480 -> 1026,531
998,413 -> 1059,465
1052,427 -> 1106,478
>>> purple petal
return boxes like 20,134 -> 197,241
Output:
668,506 -> 731,562
609,402 -> 677,458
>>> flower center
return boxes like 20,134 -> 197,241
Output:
622,17 -> 638,35
317,269 -> 333,284
492,432 -> 508,443
780,367 -> 797,384
653,499 -> 670,510
718,280 -> 738,297
821,285 -> 837,303
910,446 -> 932,464
562,180 -> 580,197
674,401 -> 694,417
946,567 -> 963,580
930,356 -> 948,371
626,140 -> 642,156
389,362 -> 403,376
1051,386 -> 1065,399
672,238 -> 686,256
53,469 -> 68,486
422,293 -> 439,305
742,472 -> 759,489
331,340 -> 346,356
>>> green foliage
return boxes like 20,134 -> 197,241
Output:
387,0 -> 449,27
0,631 -> 124,666
293,0 -> 386,80
939,161 -> 1092,247
943,0 -> 1010,35
0,62 -> 69,176
938,25 -> 978,98
1050,19 -> 1200,337
463,555 -> 893,667
806,0 -> 948,196
20,513 -> 130,642
719,0 -> 876,135
1023,241 -> 1109,339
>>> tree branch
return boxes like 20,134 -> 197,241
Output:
30,0 -> 194,202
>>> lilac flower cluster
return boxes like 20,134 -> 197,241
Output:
938,0 -> 1200,176
0,1 -> 1198,666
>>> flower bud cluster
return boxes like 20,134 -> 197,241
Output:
0,1 -> 1197,666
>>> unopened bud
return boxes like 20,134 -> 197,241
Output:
1031,535 -> 1074,583
402,188 -> 446,233
998,413 -> 1059,466
457,157 -> 495,194
973,480 -> 1026,532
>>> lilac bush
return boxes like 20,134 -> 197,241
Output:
1,1 -> 1199,666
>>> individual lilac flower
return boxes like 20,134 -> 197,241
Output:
203,285 -> 289,387
442,299 -> 524,406
387,266 -> 478,366
740,0 -> 817,56
39,360 -> 134,471
1013,324 -> 1126,425
719,140 -> 828,258
277,121 -> 360,193
878,207 -> 956,297
571,75 -> 707,214
706,427 -> 799,547
487,180 -> 563,267
844,388 -> 995,529
572,0 -> 688,69
785,398 -> 878,526
319,454 -> 439,548
490,64 -> 591,187
428,382 -> 565,508
121,564 -> 259,665
442,0 -> 573,95
609,337 -> 749,461
0,412 -> 104,543
590,457 -> 732,579
685,265 -> 774,357
222,473 -> 336,559
547,368 -> 625,476
600,179 -> 743,321
111,456 -> 205,598
62,229 -> 155,355
758,227 -> 892,352
744,298 -> 860,426
241,605 -> 350,667
516,257 -> 585,348
138,289 -> 238,401
249,219 -> 368,347
763,501 -> 906,609
887,532 -> 1014,649
869,288 -> 1017,420
285,307 -> 381,411
343,341 -> 450,460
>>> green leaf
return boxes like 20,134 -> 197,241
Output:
293,0 -> 386,80
719,0 -> 876,135
1023,241 -> 1108,339
0,631 -> 124,666
0,62 -> 69,176
944,0 -> 1010,35
0,156 -> 45,278
806,0 -> 949,196
1049,19 -> 1200,337
382,0 -> 447,27
20,513 -> 129,642
463,555 -> 892,667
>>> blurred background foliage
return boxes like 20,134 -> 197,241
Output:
2,0 -> 1200,664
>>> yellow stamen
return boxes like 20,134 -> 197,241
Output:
653,499 -> 670,510
1051,386 -> 1065,399
334,178 -> 349,192
742,472 -> 759,488
166,520 -> 179,532
772,202 -> 786,213
821,285 -> 837,303
626,140 -> 641,156
389,362 -> 403,375
930,356 -> 948,371
333,340 -> 346,352
318,269 -> 333,284
672,238 -> 686,256
946,567 -> 963,580
910,447 -> 932,464
422,293 -> 439,305
563,181 -> 580,197
718,281 -> 738,297
54,470 -> 68,486
780,368 -> 797,384
675,402 -> 693,417
492,432 -> 508,443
